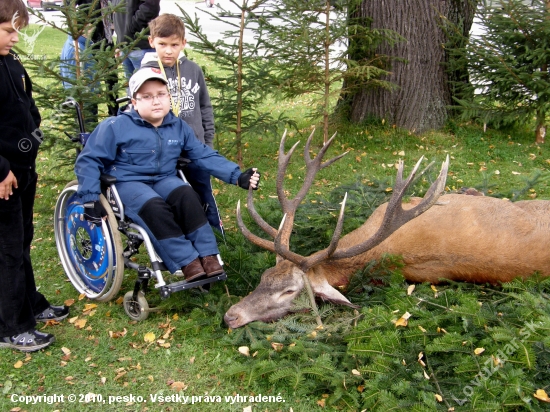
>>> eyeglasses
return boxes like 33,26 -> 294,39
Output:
135,92 -> 170,102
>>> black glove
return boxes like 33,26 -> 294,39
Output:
237,168 -> 260,190
83,201 -> 107,226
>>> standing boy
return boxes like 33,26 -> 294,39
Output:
140,14 -> 222,231
75,68 -> 260,281
0,0 -> 69,352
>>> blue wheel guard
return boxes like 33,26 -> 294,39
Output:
62,194 -> 113,293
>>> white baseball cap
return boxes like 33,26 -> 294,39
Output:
129,67 -> 168,97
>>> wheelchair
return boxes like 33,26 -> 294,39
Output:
53,98 -> 227,321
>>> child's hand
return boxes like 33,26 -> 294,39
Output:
238,168 -> 260,190
0,171 -> 18,200
83,201 -> 107,225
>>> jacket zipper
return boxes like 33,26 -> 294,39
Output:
154,127 -> 162,173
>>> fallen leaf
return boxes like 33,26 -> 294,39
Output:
243,406 -> 252,412
238,346 -> 250,356
474,347 -> 485,355
115,296 -> 124,305
115,328 -> 127,338
144,332 -> 155,343
395,311 -> 412,327
351,369 -> 361,376
64,299 -> 75,306
418,352 -> 426,367
435,394 -> 443,402
534,389 -> 550,402
14,361 -> 23,369
418,325 -> 427,333
114,371 -> 127,381
271,342 -> 283,352
61,347 -> 71,356
170,381 -> 187,392
407,284 -> 415,295
78,293 -> 86,301
83,303 -> 97,311
512,171 -> 521,175
423,370 -> 430,380
317,398 -> 326,407
74,318 -> 87,329
189,356 -> 195,364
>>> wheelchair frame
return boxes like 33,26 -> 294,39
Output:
53,98 -> 227,321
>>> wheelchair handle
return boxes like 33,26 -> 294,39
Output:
62,98 -> 86,134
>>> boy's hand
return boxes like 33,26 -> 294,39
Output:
0,171 -> 18,200
238,168 -> 260,190
83,201 -> 107,225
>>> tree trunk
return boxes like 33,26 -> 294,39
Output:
349,0 -> 475,133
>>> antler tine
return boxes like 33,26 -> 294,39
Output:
294,131 -> 347,207
398,154 -> 449,222
298,192 -> 349,270
236,200 -> 276,253
245,187 -> 278,239
331,156 -> 449,260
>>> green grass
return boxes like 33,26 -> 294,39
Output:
1,25 -> 549,412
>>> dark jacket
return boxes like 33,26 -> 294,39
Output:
76,0 -> 113,46
122,0 -> 160,50
0,52 -> 41,181
75,107 -> 241,203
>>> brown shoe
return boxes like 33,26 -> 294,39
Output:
182,258 -> 206,281
200,255 -> 224,277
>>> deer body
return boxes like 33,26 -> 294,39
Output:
334,193 -> 550,285
224,130 -> 548,328
225,194 -> 550,328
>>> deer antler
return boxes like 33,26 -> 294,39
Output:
237,129 -> 347,263
236,130 -> 449,272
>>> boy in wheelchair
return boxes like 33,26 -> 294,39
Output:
74,68 -> 260,281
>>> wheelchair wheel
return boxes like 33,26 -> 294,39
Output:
54,180 -> 124,302
123,291 -> 149,321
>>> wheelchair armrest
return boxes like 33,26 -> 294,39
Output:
177,157 -> 191,170
100,174 -> 117,185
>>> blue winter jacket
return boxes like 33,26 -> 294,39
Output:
75,108 -> 242,203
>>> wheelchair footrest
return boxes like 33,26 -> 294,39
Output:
158,272 -> 227,299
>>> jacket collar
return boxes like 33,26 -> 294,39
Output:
122,106 -> 179,127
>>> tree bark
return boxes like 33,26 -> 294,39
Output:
349,0 -> 475,133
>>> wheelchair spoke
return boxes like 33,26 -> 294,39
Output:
75,227 -> 92,259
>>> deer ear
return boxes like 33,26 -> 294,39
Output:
309,277 -> 359,308
276,255 -> 284,264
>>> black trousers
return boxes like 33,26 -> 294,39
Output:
0,170 -> 50,337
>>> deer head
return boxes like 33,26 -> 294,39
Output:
11,11 -> 46,55
224,130 -> 449,328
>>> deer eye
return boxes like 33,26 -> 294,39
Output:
282,289 -> 296,295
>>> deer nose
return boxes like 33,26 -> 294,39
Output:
223,312 -> 238,326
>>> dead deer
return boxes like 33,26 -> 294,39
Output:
224,131 -> 550,328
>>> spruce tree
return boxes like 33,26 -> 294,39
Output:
22,1 -> 138,164
179,1 -> 294,166
255,0 -> 400,142
452,0 -> 550,144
